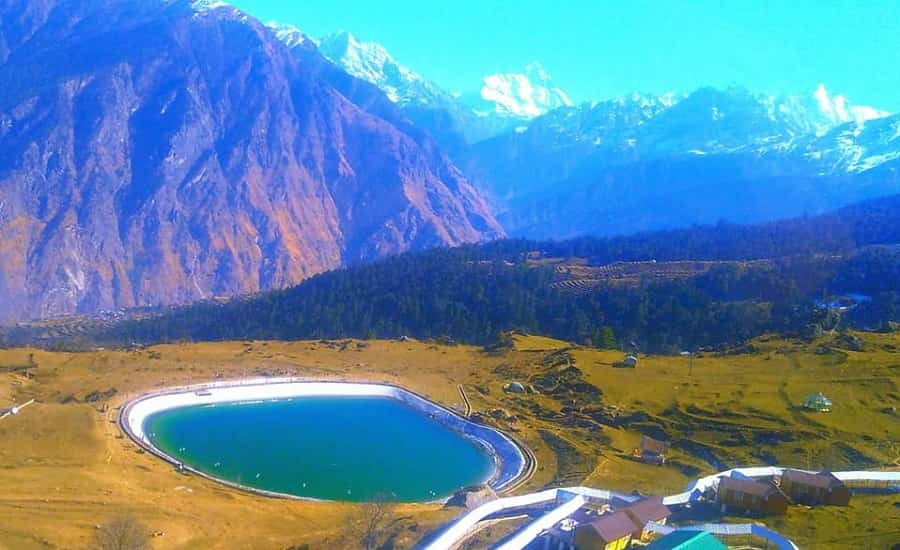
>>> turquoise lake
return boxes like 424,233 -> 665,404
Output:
144,396 -> 495,502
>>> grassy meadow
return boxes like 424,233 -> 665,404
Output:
0,332 -> 897,549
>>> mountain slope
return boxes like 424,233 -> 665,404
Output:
304,29 -> 489,155
466,86 -> 899,237
316,30 -> 447,106
84,195 -> 900,351
0,0 -> 502,322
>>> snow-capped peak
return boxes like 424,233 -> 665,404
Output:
188,0 -> 252,21
657,92 -> 682,108
190,0 -> 231,13
267,22 -> 314,48
316,31 -> 446,105
812,83 -> 889,129
472,61 -> 572,118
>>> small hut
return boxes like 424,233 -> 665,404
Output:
504,381 -> 526,394
622,498 -> 671,541
637,436 -> 670,465
803,392 -> 832,412
717,476 -> 789,516
574,511 -> 640,550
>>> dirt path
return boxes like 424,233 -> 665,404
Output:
457,384 -> 471,417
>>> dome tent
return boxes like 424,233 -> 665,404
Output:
803,392 -> 832,412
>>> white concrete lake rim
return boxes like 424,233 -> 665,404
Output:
119,378 -> 529,501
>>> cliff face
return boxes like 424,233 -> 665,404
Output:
0,0 -> 502,321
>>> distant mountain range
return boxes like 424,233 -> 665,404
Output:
465,87 -> 899,237
1,0 -> 899,324
268,26 -> 573,154
283,25 -> 892,154
267,24 -> 899,239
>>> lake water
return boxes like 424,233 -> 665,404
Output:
144,396 -> 495,502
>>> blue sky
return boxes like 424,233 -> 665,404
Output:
230,0 -> 900,111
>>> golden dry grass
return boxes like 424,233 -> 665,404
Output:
0,333 -> 896,549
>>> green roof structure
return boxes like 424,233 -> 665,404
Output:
803,392 -> 833,412
646,531 -> 728,550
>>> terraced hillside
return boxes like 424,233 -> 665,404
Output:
544,258 -> 775,293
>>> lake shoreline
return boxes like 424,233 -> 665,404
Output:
119,378 -> 530,503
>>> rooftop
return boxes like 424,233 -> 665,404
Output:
646,530 -> 728,550
623,498 -> 671,526
581,511 -> 641,542
718,476 -> 778,497
641,436 -> 670,454
804,392 -> 832,404
782,469 -> 842,489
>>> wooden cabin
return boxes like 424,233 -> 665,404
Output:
637,436 -> 670,465
780,469 -> 851,506
574,511 -> 640,550
717,476 -> 789,516
622,498 -> 671,541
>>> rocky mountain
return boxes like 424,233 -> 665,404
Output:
268,22 -> 313,49
462,93 -> 681,203
310,29 -> 489,155
316,30 -> 446,106
270,24 -> 893,193
0,0 -> 503,323
465,85 -> 899,238
802,113 -> 900,173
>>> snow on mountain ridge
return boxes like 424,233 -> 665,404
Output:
536,93 -> 679,147
266,22 -> 314,48
190,0 -> 232,13
806,112 -> 900,173
473,61 -> 572,118
812,83 -> 889,131
315,37 -> 574,120
309,31 -> 574,143
502,85 -> 896,175
317,31 -> 445,105
268,23 -> 894,166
